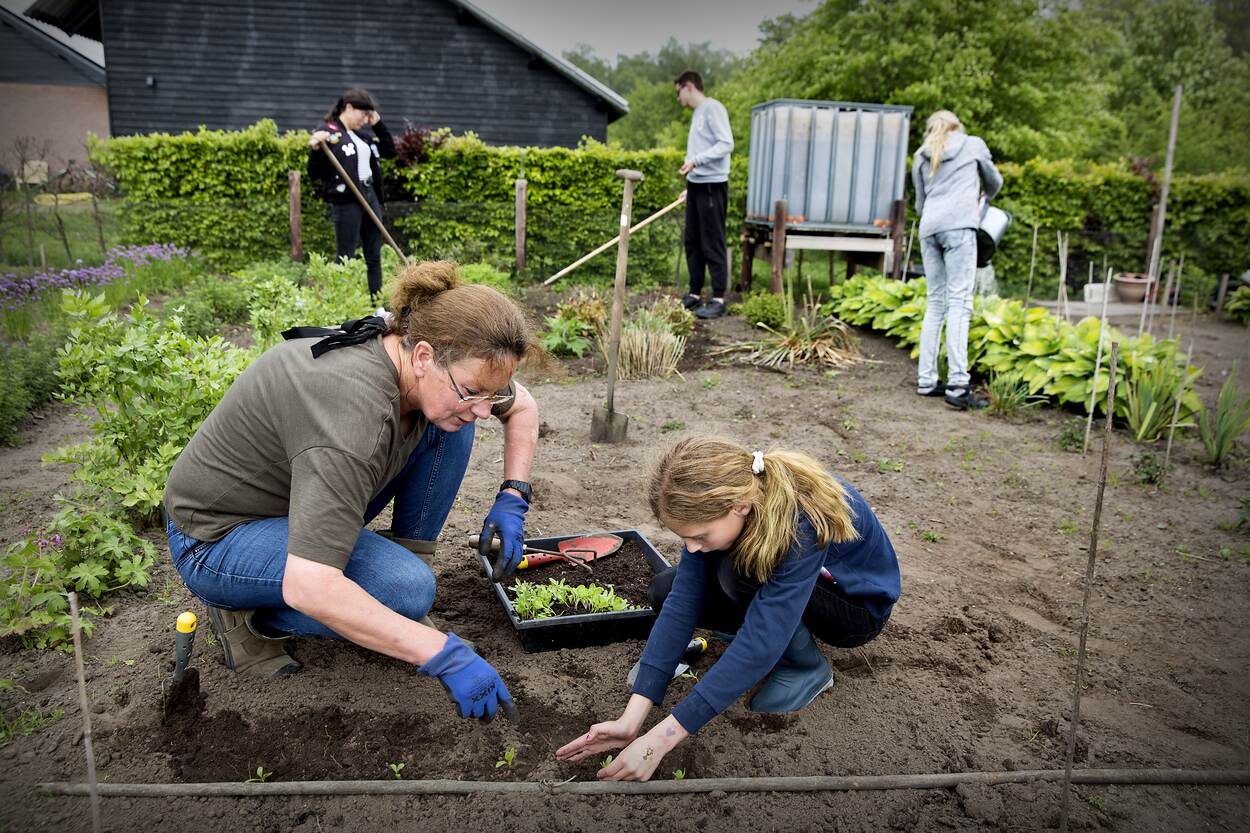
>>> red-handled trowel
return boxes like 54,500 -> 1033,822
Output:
471,533 -> 623,581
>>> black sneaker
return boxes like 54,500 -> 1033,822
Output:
944,385 -> 987,411
695,299 -> 727,319
681,293 -> 702,310
917,383 -> 945,397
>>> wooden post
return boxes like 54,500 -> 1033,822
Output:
1056,232 -> 1070,322
604,170 -> 641,417
1215,272 -> 1235,315
514,177 -> 527,280
889,199 -> 906,280
771,199 -> 787,295
39,242 -> 47,272
739,234 -> 753,294
68,593 -> 103,833
1083,268 -> 1113,455
1059,342 -> 1118,833
1153,260 -> 1175,337
1168,255 -> 1185,340
1141,84 -> 1182,335
288,170 -> 302,262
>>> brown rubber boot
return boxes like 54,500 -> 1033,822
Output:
374,530 -> 440,628
205,608 -> 302,678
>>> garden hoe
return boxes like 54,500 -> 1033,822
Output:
590,169 -> 644,444
160,611 -> 203,724
471,533 -> 623,582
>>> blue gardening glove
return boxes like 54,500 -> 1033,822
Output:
480,491 -> 528,580
418,633 -> 519,721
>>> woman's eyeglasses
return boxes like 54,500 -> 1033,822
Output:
446,366 -> 511,405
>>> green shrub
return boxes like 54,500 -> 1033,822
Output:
0,325 -> 68,446
1224,286 -> 1250,325
165,277 -> 253,338
556,287 -> 608,336
540,316 -> 591,358
731,290 -> 788,330
646,295 -> 695,337
1197,362 -> 1250,467
457,262 -> 517,296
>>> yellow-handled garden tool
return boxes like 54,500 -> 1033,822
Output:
161,611 -> 203,723
469,533 -> 623,580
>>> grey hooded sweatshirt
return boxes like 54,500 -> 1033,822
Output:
911,131 -> 1003,239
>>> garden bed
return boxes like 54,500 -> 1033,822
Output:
0,314 -> 1248,832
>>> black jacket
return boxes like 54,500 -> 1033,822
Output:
307,118 -> 396,204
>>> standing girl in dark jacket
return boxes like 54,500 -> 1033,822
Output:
557,436 -> 900,781
308,88 -> 396,301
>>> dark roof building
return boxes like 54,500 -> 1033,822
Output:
26,0 -> 627,147
0,4 -> 108,173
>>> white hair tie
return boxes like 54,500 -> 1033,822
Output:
752,451 -> 765,475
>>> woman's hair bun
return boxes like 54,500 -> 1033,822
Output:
389,261 -> 462,312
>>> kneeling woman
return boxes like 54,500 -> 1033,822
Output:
558,437 -> 900,778
163,262 -> 540,721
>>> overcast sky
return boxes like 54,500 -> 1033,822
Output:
470,0 -> 818,60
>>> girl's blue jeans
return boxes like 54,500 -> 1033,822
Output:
164,421 -> 475,638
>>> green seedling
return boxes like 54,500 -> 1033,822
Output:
495,746 -> 517,768
673,769 -> 686,780
246,766 -> 272,783
108,656 -> 136,667
877,458 -> 903,473
1086,794 -> 1105,811
919,530 -> 941,543
841,417 -> 856,432
388,762 -> 405,779
678,669 -> 699,681
600,754 -> 615,768
660,419 -> 686,433
1059,520 -> 1080,535
701,373 -> 721,390
0,704 -> 63,743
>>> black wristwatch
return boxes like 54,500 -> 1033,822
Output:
500,479 -> 533,504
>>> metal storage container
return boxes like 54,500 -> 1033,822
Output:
746,99 -> 913,233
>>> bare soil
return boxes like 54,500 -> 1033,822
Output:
1,309 -> 1248,833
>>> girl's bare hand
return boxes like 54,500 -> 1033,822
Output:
555,719 -> 637,763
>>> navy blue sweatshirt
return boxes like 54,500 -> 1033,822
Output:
631,480 -> 900,733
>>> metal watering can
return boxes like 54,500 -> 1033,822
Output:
976,198 -> 1012,267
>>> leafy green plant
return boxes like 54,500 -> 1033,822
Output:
719,308 -> 863,370
246,766 -> 273,783
388,762 -> 405,779
1130,451 -> 1167,486
1238,495 -> 1250,533
646,296 -> 695,338
1223,286 -> 1250,325
672,769 -> 686,780
541,315 -> 592,358
495,746 -> 517,768
508,578 -> 640,621
986,371 -> 1046,417
1122,356 -> 1195,444
660,419 -> 686,433
878,458 -> 904,473
1056,420 -> 1085,452
600,754 -> 614,768
1197,363 -> 1250,468
701,373 -> 720,390
731,290 -> 787,330
0,323 -> 67,447
555,287 -> 608,335
919,530 -> 942,543
0,678 -> 64,744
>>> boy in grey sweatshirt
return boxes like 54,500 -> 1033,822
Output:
676,70 -> 734,319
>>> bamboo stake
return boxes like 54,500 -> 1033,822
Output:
1060,342 -> 1118,833
1056,232 -> 1070,322
1168,254 -> 1185,341
544,193 -> 686,285
1161,339 -> 1193,485
1024,225 -> 1039,307
68,592 -> 102,833
1082,268 -> 1114,455
903,220 -> 916,277
40,768 -> 1250,798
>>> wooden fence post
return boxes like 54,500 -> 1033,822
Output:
1215,273 -> 1231,314
288,170 -> 302,262
515,177 -> 527,280
771,199 -> 787,295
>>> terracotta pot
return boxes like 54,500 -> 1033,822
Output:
1113,272 -> 1154,303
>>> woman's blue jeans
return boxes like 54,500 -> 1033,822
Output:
164,421 -> 475,638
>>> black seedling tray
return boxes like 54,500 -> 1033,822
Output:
480,528 -> 671,653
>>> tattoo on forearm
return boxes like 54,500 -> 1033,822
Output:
642,746 -> 654,761
665,726 -> 677,737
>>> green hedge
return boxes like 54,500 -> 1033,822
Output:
91,122 -> 1248,294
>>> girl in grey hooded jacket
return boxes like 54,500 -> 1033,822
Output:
911,110 -> 1002,410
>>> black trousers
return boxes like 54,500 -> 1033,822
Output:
684,181 -> 729,298
649,556 -> 888,649
329,186 -> 385,297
